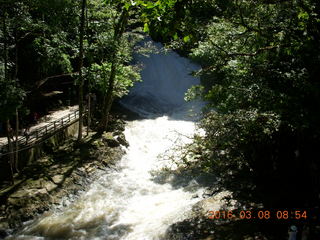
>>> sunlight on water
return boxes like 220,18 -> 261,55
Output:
8,37 -> 216,240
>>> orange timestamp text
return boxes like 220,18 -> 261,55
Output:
208,210 -> 308,220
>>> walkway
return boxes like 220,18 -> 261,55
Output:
0,106 -> 80,156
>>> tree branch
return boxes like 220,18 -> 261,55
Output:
228,45 -> 279,57
35,72 -> 78,88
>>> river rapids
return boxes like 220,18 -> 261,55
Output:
10,39 -> 210,240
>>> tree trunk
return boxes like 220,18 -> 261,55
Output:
99,9 -> 129,131
87,93 -> 91,136
77,0 -> 87,142
15,109 -> 19,172
100,60 -> 117,130
3,10 -> 14,184
14,32 -> 19,172
6,120 -> 14,185
3,9 -> 8,78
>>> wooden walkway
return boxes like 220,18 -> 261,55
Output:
0,110 -> 81,157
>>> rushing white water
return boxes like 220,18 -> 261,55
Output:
9,39 -> 207,240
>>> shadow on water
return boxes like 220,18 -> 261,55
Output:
150,167 -> 216,193
119,96 -> 203,122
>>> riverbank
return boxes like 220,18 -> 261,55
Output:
0,115 -> 129,238
161,176 -> 320,240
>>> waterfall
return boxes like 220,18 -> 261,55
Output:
9,39 -> 207,240
121,39 -> 202,119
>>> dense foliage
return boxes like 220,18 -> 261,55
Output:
0,0 -> 144,128
0,0 -> 148,180
146,0 -> 320,209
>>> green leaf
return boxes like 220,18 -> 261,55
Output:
124,3 -> 131,10
143,22 -> 149,32
147,2 -> 156,8
137,0 -> 148,7
183,35 -> 190,42
298,10 -> 309,20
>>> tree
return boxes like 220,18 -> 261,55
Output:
84,0 -> 141,132
99,8 -> 129,130
0,4 -> 25,183
77,0 -> 87,141
147,0 -> 320,208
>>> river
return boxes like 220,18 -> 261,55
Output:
10,39 -> 208,240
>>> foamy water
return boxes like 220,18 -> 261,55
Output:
8,38 -> 210,240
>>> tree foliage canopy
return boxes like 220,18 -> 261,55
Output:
145,0 -> 320,208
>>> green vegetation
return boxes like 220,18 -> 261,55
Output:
1,0 -> 319,233
0,0 -> 143,132
146,0 -> 320,209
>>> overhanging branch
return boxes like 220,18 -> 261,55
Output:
36,72 -> 78,88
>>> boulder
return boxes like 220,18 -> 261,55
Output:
108,119 -> 125,132
102,132 -> 120,147
51,175 -> 65,185
42,181 -> 57,192
92,139 -> 104,148
10,189 -> 30,199
116,134 -> 129,147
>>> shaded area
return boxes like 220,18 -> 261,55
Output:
164,214 -> 320,240
0,116 -> 127,237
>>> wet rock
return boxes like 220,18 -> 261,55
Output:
100,157 -> 111,167
108,119 -> 125,132
102,132 -> 120,147
51,175 -> 65,185
8,189 -> 49,216
84,164 -> 96,174
92,139 -> 104,148
26,179 -> 43,189
0,218 -> 9,230
75,168 -> 87,177
0,228 -> 7,239
113,131 -> 122,136
43,181 -> 57,192
107,139 -> 120,147
29,188 -> 48,196
102,132 -> 113,140
9,189 -> 30,199
116,134 -> 129,147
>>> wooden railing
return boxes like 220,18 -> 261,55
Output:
0,109 -> 81,155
